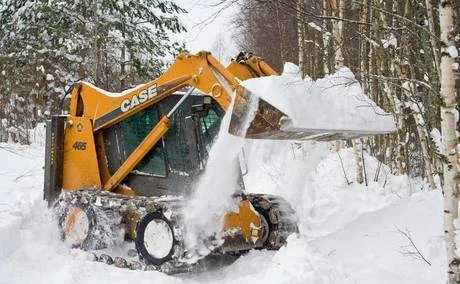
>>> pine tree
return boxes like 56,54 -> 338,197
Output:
0,0 -> 186,143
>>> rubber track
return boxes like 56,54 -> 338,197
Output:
55,190 -> 298,274
56,190 -> 191,274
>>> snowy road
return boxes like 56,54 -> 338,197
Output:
0,141 -> 446,284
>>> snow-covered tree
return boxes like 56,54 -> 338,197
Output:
0,0 -> 186,143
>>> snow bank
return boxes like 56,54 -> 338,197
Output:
313,190 -> 445,284
0,137 -> 445,283
0,216 -> 21,258
197,235 -> 353,284
0,144 -> 44,258
242,63 -> 396,133
242,139 -> 443,283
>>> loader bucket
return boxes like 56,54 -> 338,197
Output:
229,88 -> 286,138
229,89 -> 395,142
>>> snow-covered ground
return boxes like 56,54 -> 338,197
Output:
0,139 -> 445,284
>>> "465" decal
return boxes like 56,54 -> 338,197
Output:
72,141 -> 87,151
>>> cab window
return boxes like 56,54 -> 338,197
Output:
120,105 -> 167,177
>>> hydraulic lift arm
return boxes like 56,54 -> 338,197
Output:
227,52 -> 278,81
69,51 -> 243,131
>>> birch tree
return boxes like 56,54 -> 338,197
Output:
439,0 -> 460,281
329,0 -> 364,183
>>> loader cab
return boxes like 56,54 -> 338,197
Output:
102,89 -> 224,197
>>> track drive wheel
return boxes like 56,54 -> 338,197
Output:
135,211 -> 177,266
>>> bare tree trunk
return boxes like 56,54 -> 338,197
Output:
353,140 -> 364,184
359,0 -> 368,91
439,0 -> 460,282
297,0 -> 305,77
322,0 -> 329,74
120,45 -> 127,90
330,0 -> 363,183
92,1 -> 101,85
408,99 -> 437,188
425,0 -> 441,78
329,0 -> 343,153
275,2 -> 285,64
331,0 -> 344,70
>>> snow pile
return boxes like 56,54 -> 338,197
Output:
183,92 -> 259,256
242,63 -> 396,132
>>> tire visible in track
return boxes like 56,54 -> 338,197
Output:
60,203 -> 97,249
135,211 -> 178,266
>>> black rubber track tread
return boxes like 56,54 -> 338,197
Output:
54,190 -> 299,273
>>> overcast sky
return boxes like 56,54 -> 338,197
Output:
170,0 -> 239,62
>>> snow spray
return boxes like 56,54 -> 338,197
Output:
183,90 -> 259,259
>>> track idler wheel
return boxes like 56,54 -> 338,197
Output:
135,211 -> 177,266
61,205 -> 95,249
253,206 -> 276,248
257,212 -> 270,245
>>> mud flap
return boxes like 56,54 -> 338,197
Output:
44,115 -> 66,206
